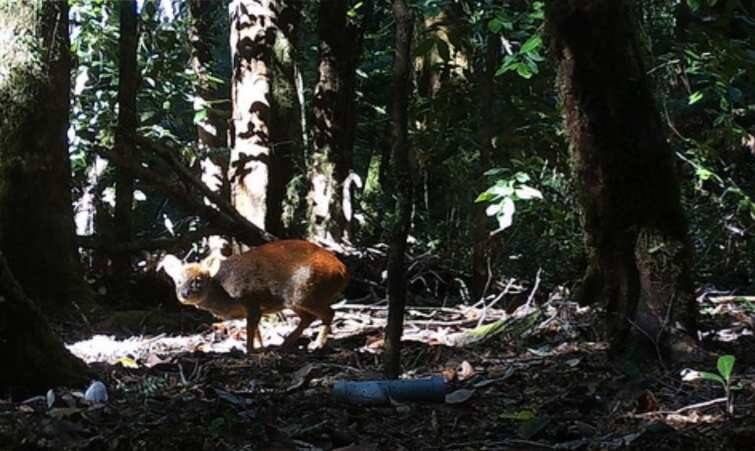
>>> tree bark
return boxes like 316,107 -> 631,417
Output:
307,0 -> 369,244
268,0 -> 304,237
383,0 -> 414,379
471,28 -> 501,301
188,0 -> 232,256
0,251 -> 90,396
229,0 -> 275,244
113,0 -> 139,276
0,0 -> 87,308
546,0 -> 697,364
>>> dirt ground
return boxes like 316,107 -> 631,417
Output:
1,294 -> 754,451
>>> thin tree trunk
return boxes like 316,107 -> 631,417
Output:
307,0 -> 369,244
471,28 -> 501,301
229,0 -> 275,245
547,0 -> 697,364
113,0 -> 139,276
0,0 -> 87,308
383,0 -> 414,379
188,0 -> 231,256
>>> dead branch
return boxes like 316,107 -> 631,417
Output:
93,145 -> 275,247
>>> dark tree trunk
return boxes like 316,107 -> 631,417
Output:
0,0 -> 87,308
229,0 -> 275,246
188,0 -> 232,256
268,0 -> 304,237
546,0 -> 697,364
471,28 -> 501,301
383,0 -> 414,379
0,252 -> 89,396
113,0 -> 139,276
307,0 -> 369,243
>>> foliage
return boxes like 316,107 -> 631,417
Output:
682,354 -> 738,414
476,170 -> 542,234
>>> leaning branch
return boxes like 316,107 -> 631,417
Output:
93,145 -> 275,247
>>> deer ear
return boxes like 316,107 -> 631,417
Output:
158,254 -> 184,281
201,254 -> 224,277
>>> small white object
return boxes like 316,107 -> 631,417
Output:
84,381 -> 108,403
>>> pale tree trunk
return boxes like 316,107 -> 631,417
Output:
112,0 -> 138,277
383,0 -> 414,379
0,0 -> 87,309
547,0 -> 697,365
307,0 -> 369,244
229,0 -> 275,246
471,27 -> 500,301
188,0 -> 231,256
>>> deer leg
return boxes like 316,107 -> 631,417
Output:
245,304 -> 262,354
280,311 -> 315,351
313,306 -> 335,349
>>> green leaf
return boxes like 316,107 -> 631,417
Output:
475,192 -> 496,203
687,0 -> 701,11
496,197 -> 516,230
717,355 -> 735,383
688,91 -> 704,105
515,185 -> 543,200
193,109 -> 208,125
484,168 -> 506,177
520,35 -> 542,54
516,63 -> 533,79
699,371 -> 725,385
515,173 -> 530,183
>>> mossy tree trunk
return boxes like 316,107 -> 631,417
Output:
0,252 -> 89,396
268,0 -> 304,238
0,0 -> 87,309
307,0 -> 369,244
383,0 -> 414,379
546,0 -> 697,364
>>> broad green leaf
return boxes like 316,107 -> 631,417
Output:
699,371 -> 725,385
717,355 -> 735,383
515,185 -> 544,200
687,0 -> 701,12
515,172 -> 530,183
496,197 -> 516,230
516,63 -> 533,79
486,203 -> 501,216
475,192 -> 496,203
520,35 -> 542,54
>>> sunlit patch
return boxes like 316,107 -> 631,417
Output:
66,320 -> 291,365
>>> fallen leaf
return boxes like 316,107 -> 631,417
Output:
445,389 -> 475,404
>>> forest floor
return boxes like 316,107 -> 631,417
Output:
1,292 -> 755,451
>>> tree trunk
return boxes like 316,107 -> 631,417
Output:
268,0 -> 304,238
112,0 -> 139,276
229,0 -> 275,244
188,0 -> 232,256
546,0 -> 697,364
383,0 -> 414,379
307,0 -> 369,244
0,252 -> 89,396
0,0 -> 87,309
471,28 -> 501,301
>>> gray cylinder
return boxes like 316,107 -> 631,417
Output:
332,376 -> 447,406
